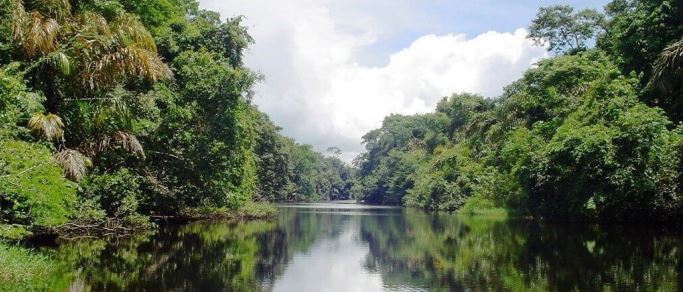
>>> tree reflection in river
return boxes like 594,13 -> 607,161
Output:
359,209 -> 682,291
43,204 -> 682,291
47,221 -> 276,291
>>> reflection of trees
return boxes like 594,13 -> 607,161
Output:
519,224 -> 681,291
360,210 -> 682,291
44,208 -> 682,291
47,208 -> 355,291
49,221 -> 276,291
255,207 -> 353,287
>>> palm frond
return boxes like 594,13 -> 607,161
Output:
123,46 -> 172,81
54,149 -> 91,181
142,170 -> 171,194
83,46 -> 171,88
9,0 -> 28,42
99,131 -> 146,159
46,51 -> 71,75
651,38 -> 683,93
28,112 -> 64,140
76,11 -> 110,36
111,14 -> 157,51
33,0 -> 71,20
21,11 -> 60,57
66,11 -> 171,89
91,89 -> 133,129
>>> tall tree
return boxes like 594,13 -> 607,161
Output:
529,5 -> 605,54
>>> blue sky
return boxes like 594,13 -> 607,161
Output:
198,0 -> 610,161
355,0 -> 609,66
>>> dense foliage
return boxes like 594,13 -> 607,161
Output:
354,0 -> 683,221
252,112 -> 353,202
0,140 -> 76,237
0,0 -> 351,238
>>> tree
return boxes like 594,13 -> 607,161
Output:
326,146 -> 342,156
651,38 -> 683,96
0,63 -> 43,138
252,110 -> 294,201
4,0 -> 173,183
529,5 -> 605,54
354,47 -> 683,220
0,0 -> 355,240
595,0 -> 683,122
599,0 -> 683,80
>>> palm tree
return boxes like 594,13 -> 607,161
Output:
27,112 -> 64,141
651,38 -> 683,94
54,149 -> 92,181
10,0 -> 171,90
74,12 -> 172,90
9,0 -> 67,58
8,0 -> 171,180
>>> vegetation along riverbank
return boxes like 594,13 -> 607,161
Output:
0,0 -> 352,287
352,0 -> 683,223
1,0 -> 682,289
0,0 -> 353,239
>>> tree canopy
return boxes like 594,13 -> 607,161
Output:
353,0 -> 683,222
0,0 -> 352,238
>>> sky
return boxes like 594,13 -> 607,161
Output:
198,0 -> 610,162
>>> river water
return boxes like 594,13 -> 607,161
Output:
44,202 -> 682,291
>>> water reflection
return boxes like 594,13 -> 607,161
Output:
44,204 -> 682,291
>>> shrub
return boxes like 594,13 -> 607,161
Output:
77,168 -> 150,226
0,140 -> 76,236
459,194 -> 509,217
0,64 -> 44,139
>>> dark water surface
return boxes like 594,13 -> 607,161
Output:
43,203 -> 682,291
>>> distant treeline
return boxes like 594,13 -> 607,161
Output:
352,0 -> 683,221
0,0 -> 351,239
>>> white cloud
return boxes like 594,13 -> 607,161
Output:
269,219 -> 385,292
199,0 -> 547,162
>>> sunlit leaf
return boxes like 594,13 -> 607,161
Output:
46,51 -> 71,75
28,112 -> 64,141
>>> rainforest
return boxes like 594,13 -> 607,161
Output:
1,0 -> 682,290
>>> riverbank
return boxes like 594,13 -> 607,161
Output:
0,202 -> 276,289
166,201 -> 277,222
456,196 -> 515,218
10,202 -> 680,291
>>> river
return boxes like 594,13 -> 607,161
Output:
42,202 -> 682,291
